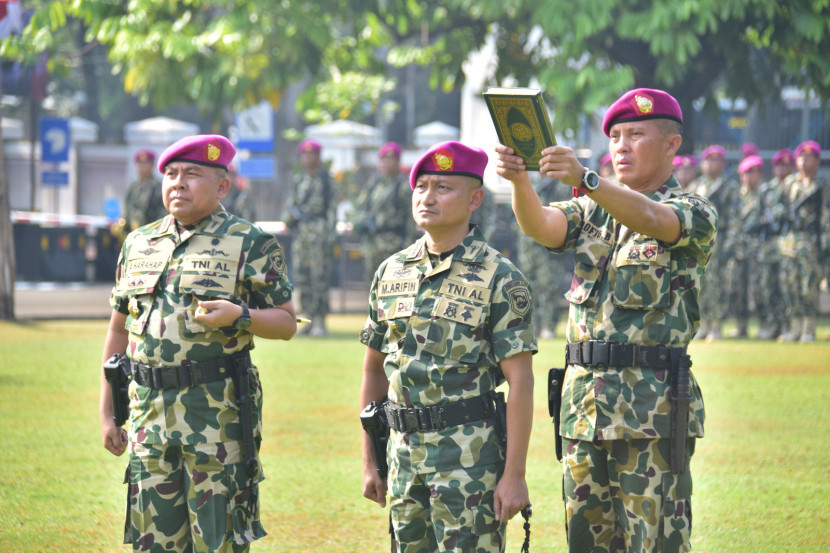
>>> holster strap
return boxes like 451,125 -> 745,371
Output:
384,391 -> 498,433
566,341 -> 684,370
131,351 -> 251,389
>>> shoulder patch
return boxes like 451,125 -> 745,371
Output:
504,279 -> 531,316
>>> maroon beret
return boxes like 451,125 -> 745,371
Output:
157,135 -> 236,173
739,155 -> 763,174
134,149 -> 156,163
379,141 -> 402,158
297,138 -> 321,154
795,140 -> 821,158
601,88 -> 683,137
772,148 -> 795,166
741,142 -> 759,157
701,145 -> 725,160
409,141 -> 488,190
599,153 -> 612,167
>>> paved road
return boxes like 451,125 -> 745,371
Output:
14,282 -> 369,320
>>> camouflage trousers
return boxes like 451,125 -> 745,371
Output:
562,438 -> 694,553
291,221 -> 334,318
779,252 -> 822,318
125,440 -> 265,552
699,249 -> 729,323
756,259 -> 787,328
389,461 -> 506,553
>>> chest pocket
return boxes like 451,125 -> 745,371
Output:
118,237 -> 176,335
422,295 -> 487,363
566,235 -> 613,306
178,235 -> 243,300
612,239 -> 671,310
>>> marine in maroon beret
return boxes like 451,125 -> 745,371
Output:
157,134 -> 236,173
772,148 -> 795,166
601,88 -> 683,137
408,140 -> 488,189
795,139 -> 821,159
134,149 -> 156,164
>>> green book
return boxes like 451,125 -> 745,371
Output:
483,87 -> 556,171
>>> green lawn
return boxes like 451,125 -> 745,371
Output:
0,316 -> 828,552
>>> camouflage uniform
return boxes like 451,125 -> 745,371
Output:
285,167 -> 338,322
359,225 -> 537,553
110,207 -> 293,552
223,184 -> 258,222
352,171 -> 416,286
778,172 -> 828,339
516,177 -> 572,338
724,184 -> 765,335
548,176 -> 717,553
755,177 -> 789,338
691,174 -> 739,339
124,177 -> 167,231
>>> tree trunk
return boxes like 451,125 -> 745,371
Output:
0,68 -> 16,320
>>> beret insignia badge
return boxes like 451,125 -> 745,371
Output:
206,143 -> 221,162
632,94 -> 654,115
433,149 -> 454,171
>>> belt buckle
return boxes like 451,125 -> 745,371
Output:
592,341 -> 609,366
158,366 -> 179,389
402,408 -> 419,433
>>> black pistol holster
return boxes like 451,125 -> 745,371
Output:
231,353 -> 260,479
360,400 -> 390,480
103,353 -> 132,427
548,368 -> 567,462
669,349 -> 693,474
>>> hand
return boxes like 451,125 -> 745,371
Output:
194,300 -> 243,329
102,421 -> 128,457
362,466 -> 388,507
493,473 -> 529,521
538,145 -> 584,187
494,145 -> 530,184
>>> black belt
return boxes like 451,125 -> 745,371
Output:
384,392 -> 499,433
566,341 -> 684,370
130,351 -> 250,389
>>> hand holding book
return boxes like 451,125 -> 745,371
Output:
483,87 -> 556,171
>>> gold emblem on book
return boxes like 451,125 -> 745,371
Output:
510,122 -> 533,142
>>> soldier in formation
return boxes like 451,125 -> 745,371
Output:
777,140 -> 827,342
352,142 -> 416,286
725,155 -> 767,338
285,139 -> 339,337
360,140 -> 536,552
99,134 -> 297,552
123,149 -> 167,231
691,145 -> 740,340
497,88 -> 715,553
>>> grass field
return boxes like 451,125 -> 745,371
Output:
0,315 -> 829,552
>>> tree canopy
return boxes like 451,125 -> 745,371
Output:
4,0 -> 829,140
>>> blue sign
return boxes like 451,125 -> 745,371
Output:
41,171 -> 69,187
103,197 -> 121,221
235,102 -> 275,153
40,118 -> 70,163
238,156 -> 276,179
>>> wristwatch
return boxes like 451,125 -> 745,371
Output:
233,305 -> 251,331
581,168 -> 600,192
